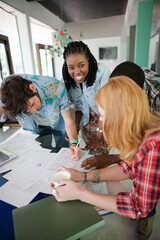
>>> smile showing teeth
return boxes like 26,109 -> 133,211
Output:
74,75 -> 83,81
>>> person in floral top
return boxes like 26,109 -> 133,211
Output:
1,74 -> 82,160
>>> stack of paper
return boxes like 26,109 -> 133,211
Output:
0,131 -> 92,208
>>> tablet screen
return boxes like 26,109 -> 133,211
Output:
0,149 -> 18,166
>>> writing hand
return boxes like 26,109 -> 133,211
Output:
69,145 -> 83,160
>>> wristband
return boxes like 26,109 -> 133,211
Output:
92,170 -> 100,183
96,127 -> 103,133
69,139 -> 78,147
79,172 -> 87,184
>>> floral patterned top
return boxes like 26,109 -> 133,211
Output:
16,74 -> 70,132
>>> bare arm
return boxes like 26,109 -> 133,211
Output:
62,110 -> 82,160
79,188 -> 118,213
62,109 -> 78,142
0,104 -> 4,119
57,164 -> 128,183
87,164 -> 128,182
53,165 -> 128,213
55,180 -> 118,214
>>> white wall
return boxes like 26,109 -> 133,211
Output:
2,0 -> 64,30
148,34 -> 159,69
63,15 -> 124,40
83,37 -> 121,72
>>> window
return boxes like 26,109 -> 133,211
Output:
36,44 -> 55,77
0,34 -> 14,85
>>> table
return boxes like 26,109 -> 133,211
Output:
0,129 -> 138,240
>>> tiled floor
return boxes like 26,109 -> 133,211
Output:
0,126 -> 160,239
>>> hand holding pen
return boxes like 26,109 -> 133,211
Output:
70,138 -> 82,160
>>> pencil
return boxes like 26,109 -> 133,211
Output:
75,138 -> 82,152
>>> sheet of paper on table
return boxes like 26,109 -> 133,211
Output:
47,147 -> 92,172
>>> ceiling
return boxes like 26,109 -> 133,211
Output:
26,0 -> 128,23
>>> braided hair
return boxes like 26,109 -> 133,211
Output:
62,41 -> 98,91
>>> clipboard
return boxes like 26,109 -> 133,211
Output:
13,196 -> 105,240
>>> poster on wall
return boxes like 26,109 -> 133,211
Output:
99,47 -> 117,60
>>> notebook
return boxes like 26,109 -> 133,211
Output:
12,196 -> 105,240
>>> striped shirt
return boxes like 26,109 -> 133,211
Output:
142,68 -> 160,112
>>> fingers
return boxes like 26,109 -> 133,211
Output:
56,166 -> 68,172
81,164 -> 96,170
69,146 -> 77,160
50,180 -> 68,198
81,162 -> 97,170
65,135 -> 69,141
81,157 -> 98,170
54,180 -> 69,201
50,183 -> 54,191
69,146 -> 82,160
81,157 -> 95,166
55,195 -> 64,202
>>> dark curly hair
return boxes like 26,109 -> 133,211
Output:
1,75 -> 39,118
62,41 -> 98,91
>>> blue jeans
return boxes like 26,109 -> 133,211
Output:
147,206 -> 156,218
35,126 -> 69,153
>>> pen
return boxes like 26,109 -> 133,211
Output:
75,138 -> 82,152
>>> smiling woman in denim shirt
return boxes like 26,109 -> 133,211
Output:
62,41 -> 111,154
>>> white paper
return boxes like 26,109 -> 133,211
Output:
84,182 -> 110,216
87,182 -> 108,195
47,147 -> 92,171
0,181 -> 39,207
4,150 -> 57,189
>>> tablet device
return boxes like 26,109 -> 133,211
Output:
0,149 -> 18,166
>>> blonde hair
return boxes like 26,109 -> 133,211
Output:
95,76 -> 160,164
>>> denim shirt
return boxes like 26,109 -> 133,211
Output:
16,74 -> 70,132
68,63 -> 110,126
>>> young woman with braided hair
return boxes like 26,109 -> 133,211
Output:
62,41 -> 111,154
